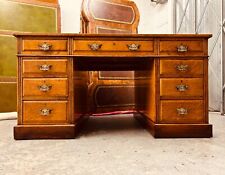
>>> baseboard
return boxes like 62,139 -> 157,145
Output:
134,113 -> 213,138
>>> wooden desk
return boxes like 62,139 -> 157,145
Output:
14,33 -> 213,139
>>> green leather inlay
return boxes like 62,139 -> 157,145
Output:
0,1 -> 59,112
0,0 -> 57,32
0,36 -> 17,76
0,83 -> 16,112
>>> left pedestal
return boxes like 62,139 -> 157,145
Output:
14,35 -> 75,139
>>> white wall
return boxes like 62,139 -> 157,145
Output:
174,0 -> 223,112
58,0 -> 83,33
58,0 -> 172,34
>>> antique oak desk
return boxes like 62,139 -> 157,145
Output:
14,33 -> 213,139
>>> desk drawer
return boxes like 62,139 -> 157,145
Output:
23,101 -> 68,124
23,78 -> 68,98
73,40 -> 154,53
159,40 -> 204,56
22,39 -> 68,55
160,78 -> 203,98
160,60 -> 203,77
22,59 -> 68,76
159,100 -> 204,124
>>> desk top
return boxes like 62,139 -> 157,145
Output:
14,33 -> 212,38
15,33 -> 211,58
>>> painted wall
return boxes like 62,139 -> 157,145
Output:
58,0 -> 172,34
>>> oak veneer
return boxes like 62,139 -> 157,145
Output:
14,33 -> 213,139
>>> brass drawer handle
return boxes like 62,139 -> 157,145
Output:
176,84 -> 188,92
127,43 -> 140,51
176,64 -> 188,71
40,108 -> 52,116
39,64 -> 52,71
177,44 -> 188,52
38,84 -> 52,92
38,42 -> 52,51
176,108 -> 188,115
88,43 -> 102,51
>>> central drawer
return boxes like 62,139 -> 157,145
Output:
23,78 -> 68,98
160,78 -> 203,98
23,101 -> 68,124
73,40 -> 154,54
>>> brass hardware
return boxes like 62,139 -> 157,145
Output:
127,43 -> 140,51
176,64 -> 188,71
177,44 -> 188,52
40,108 -> 52,116
38,84 -> 52,92
88,43 -> 102,51
176,108 -> 188,115
38,42 -> 52,51
176,84 -> 188,92
39,64 -> 52,71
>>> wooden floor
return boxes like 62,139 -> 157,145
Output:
0,112 -> 225,175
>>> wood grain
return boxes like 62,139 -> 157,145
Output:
23,78 -> 68,98
160,59 -> 204,77
23,101 -> 68,124
22,59 -> 68,76
160,78 -> 203,98
159,100 -> 204,124
14,34 -> 212,139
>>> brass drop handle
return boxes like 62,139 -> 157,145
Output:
40,108 -> 52,116
38,84 -> 52,92
176,108 -> 188,115
39,64 -> 52,71
88,43 -> 102,51
38,42 -> 52,51
127,43 -> 141,51
176,64 -> 188,71
176,84 -> 188,92
177,44 -> 188,52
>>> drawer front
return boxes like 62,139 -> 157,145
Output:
159,40 -> 204,56
23,101 -> 68,124
23,78 -> 68,98
160,60 -> 203,77
73,40 -> 154,53
22,59 -> 68,76
22,39 -> 68,55
159,100 -> 204,124
160,78 -> 203,98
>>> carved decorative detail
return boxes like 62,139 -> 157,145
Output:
40,108 -> 52,116
39,42 -> 52,51
39,64 -> 52,71
127,43 -> 140,51
176,108 -> 188,115
176,84 -> 188,92
176,64 -> 188,71
177,44 -> 188,52
88,43 -> 102,51
38,84 -> 52,92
